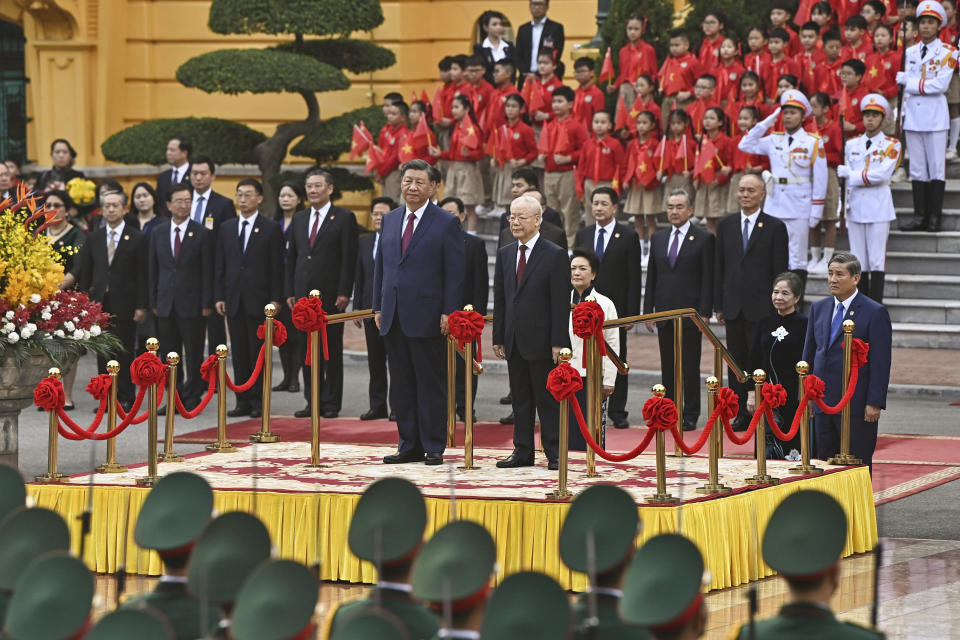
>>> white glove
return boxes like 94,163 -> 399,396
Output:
895,71 -> 906,86
809,217 -> 822,229
761,170 -> 772,184
836,165 -> 851,179
761,107 -> 782,128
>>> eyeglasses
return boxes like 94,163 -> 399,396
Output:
508,214 -> 537,222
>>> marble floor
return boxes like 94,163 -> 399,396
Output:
91,538 -> 960,639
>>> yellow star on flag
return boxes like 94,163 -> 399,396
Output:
630,109 -> 640,118
611,178 -> 619,190
402,144 -> 413,153
869,67 -> 879,77
467,126 -> 475,135
639,162 -> 647,171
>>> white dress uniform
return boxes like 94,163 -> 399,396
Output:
901,36 -> 956,180
738,90 -> 828,271
843,133 -> 901,271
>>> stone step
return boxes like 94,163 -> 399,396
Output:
892,180 -> 960,208
806,295 -> 960,324
878,230 -> 960,254
805,273 -> 960,300
892,208 -> 960,231
884,323 -> 960,349
883,250 -> 960,275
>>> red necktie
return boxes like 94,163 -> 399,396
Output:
516,244 -> 527,285
173,226 -> 181,260
309,210 -> 319,247
401,212 -> 416,254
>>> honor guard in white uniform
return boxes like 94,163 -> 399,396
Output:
896,0 -> 958,232
837,94 -> 901,303
739,89 -> 828,280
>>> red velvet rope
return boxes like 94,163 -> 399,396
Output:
292,296 -> 329,364
130,352 -> 169,388
33,376 -> 65,411
115,383 -> 163,426
58,384 -> 151,440
200,354 -> 219,382
257,318 -> 287,347
174,374 -> 217,419
571,301 -> 607,367
448,309 -> 485,363
225,345 -> 266,393
668,389 -> 742,455
85,374 -> 112,401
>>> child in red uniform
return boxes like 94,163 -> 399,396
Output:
573,57 -> 606,133
694,107 -> 734,233
628,74 -> 662,135
429,95 -> 484,231
492,94 -> 538,213
609,14 -> 658,106
655,109 -> 697,198
434,56 -> 456,151
811,1 -> 837,33
770,0 -> 803,56
807,92 -> 843,272
861,0 -> 887,38
725,71 -> 770,134
765,28 -> 801,98
578,111 -> 626,223
841,15 -> 873,60
528,50 -> 564,125
864,24 -> 899,134
726,106 -> 769,215
744,27 -> 773,89
539,86 -> 590,245
685,74 -> 721,135
715,37 -> 745,105
942,0 -> 960,160
798,22 -> 828,94
820,29 -> 844,98
659,29 -> 702,112
405,101 -> 438,165
372,101 -> 409,202
839,58 -> 868,135
939,0 -> 959,43
623,111 -> 662,263
486,59 -> 521,134
465,56 -> 496,131
698,11 -> 728,72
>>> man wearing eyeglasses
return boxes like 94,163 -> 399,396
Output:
516,0 -> 566,86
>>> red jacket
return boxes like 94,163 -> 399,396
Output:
542,115 -> 590,172
376,122 -> 408,178
578,135 -> 626,186
698,34 -> 725,72
531,75 -> 563,121
729,133 -> 770,173
659,53 -> 702,97
765,55 -> 800,98
715,60 -> 746,104
840,38 -> 872,62
574,84 -> 606,132
841,85 -> 870,135
807,117 -> 843,167
798,49 -> 828,95
744,51 -> 772,97
865,50 -> 899,98
616,40 -> 658,87
485,85 -> 522,133
654,134 -> 697,176
623,136 -> 661,190
498,120 -> 538,165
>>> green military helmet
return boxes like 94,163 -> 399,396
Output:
411,520 -> 496,604
0,506 -> 71,591
620,534 -> 705,631
763,489 -> 848,578
86,607 -> 174,640
231,560 -> 319,640
135,471 -> 214,552
0,465 -> 25,523
348,477 -> 427,564
5,552 -> 93,640
331,609 -> 410,640
187,511 -> 271,605
559,483 -> 639,574
480,571 -> 571,640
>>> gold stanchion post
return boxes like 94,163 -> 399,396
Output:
458,339 -> 479,470
136,338 -> 162,486
96,360 -> 127,473
160,352 -> 184,462
206,344 -> 237,453
446,336 -> 457,447
746,369 -> 779,485
828,320 -> 862,465
35,367 -> 66,483
790,361 -> 823,475
251,303 -> 280,443
307,291 -> 326,468
583,333 -> 600,478
646,384 -> 678,504
546,348 -> 574,500
713,346 -> 724,459
697,377 -> 732,495
672,317 -> 684,457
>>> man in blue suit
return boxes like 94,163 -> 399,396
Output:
373,160 -> 466,465
802,251 -> 892,468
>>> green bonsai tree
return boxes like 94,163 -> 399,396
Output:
100,0 -> 395,215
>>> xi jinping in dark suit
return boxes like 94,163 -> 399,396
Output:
214,179 -> 284,417
284,169 -> 358,418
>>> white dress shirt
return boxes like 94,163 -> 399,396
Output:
170,163 -> 189,185
833,290 -> 858,323
310,201 -> 332,235
170,219 -> 189,255
593,219 -> 617,254
190,188 -> 211,224
666,220 -> 692,254
482,37 -> 509,62
106,221 -> 125,250
403,201 -> 429,236
372,231 -> 380,259
529,18 -> 546,71
238,212 -> 258,252
740,210 -> 760,242
516,232 -> 540,271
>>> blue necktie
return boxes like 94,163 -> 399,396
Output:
595,227 -> 606,260
668,229 -> 680,268
742,218 -> 750,254
830,302 -> 845,344
193,195 -> 205,224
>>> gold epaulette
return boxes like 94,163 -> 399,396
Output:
885,136 -> 899,143
772,131 -> 785,135
807,131 -> 822,139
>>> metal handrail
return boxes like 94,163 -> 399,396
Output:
603,308 -> 748,383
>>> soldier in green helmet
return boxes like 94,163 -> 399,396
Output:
122,472 -> 220,640
0,465 -> 25,522
479,571 -> 572,640
326,477 -> 439,640
331,609 -> 410,640
231,560 -> 319,640
559,484 -> 650,640
4,551 -> 93,640
86,608 -> 174,640
0,506 -> 71,629
187,511 -> 272,639
411,520 -> 498,640
731,490 -> 885,639
620,534 -> 709,640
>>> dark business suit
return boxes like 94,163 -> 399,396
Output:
802,292 -> 892,467
498,221 -> 567,250
455,231 -> 490,414
493,236 -> 571,462
575,222 -> 641,424
148,220 -> 213,407
714,212 -> 789,414
373,203 -> 465,456
73,224 -> 148,404
644,224 -> 715,424
284,205 -> 358,414
355,232 -> 388,414
474,41 -> 518,84
499,207 -> 564,233
191,189 -> 238,356
515,18 -> 566,80
214,214 -> 284,411
155,165 -> 190,214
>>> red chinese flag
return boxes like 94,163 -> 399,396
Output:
432,86 -> 445,120
420,89 -> 430,105
537,121 -> 554,155
693,137 -> 717,183
599,48 -> 615,84
365,144 -> 383,175
412,114 -> 434,148
398,132 -> 416,164
498,124 -> 512,167
614,95 -> 630,132
485,125 -> 499,162
349,123 -> 370,160
460,116 -> 481,150
635,149 -> 658,188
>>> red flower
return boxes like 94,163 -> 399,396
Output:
571,301 -> 605,341
291,297 -> 327,332
643,396 -> 678,431
85,374 -> 112,400
257,318 -> 287,347
804,375 -> 826,400
200,354 -> 219,382
716,387 -> 740,421
33,376 -> 65,411
761,382 -> 787,409
852,338 -> 869,369
546,363 -> 583,402
131,352 -> 168,387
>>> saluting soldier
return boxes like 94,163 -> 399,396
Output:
4,552 -> 93,640
836,94 -> 901,303
739,89 -> 828,284
479,571 -> 572,640
87,608 -> 174,640
731,490 -> 885,639
122,472 -> 220,640
559,484 -> 649,640
231,560 -> 319,640
325,478 -> 439,640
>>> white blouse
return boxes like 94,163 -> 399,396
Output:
568,290 -> 620,387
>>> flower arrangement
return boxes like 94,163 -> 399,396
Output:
66,177 -> 97,206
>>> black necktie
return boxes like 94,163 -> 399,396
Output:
240,220 -> 249,253
866,139 -> 872,150
787,136 -> 793,147
921,45 -> 928,60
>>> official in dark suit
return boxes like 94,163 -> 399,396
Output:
188,156 -> 237,357
373,160 -> 465,465
155,136 -> 191,212
515,0 -> 565,82
575,187 -> 641,428
284,169 -> 358,419
67,190 -> 148,406
439,197 -> 490,420
354,197 -> 395,420
148,183 -> 213,408
493,194 -> 571,469
644,188 -> 715,427
802,252 -> 892,468
715,174 -> 790,424
214,179 -> 284,418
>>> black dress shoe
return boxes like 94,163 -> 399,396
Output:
425,453 -> 443,465
612,417 -> 630,429
499,411 -> 514,425
294,406 -> 311,418
499,393 -> 512,405
287,382 -> 300,393
320,409 -> 339,419
227,406 -> 251,417
361,408 -> 388,420
383,450 -> 425,464
682,419 -> 698,431
249,409 -> 262,418
548,459 -> 559,470
496,452 -> 534,468
62,404 -> 75,412
389,411 -> 397,421
272,380 -> 290,392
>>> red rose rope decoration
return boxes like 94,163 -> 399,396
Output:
804,375 -> 825,400
292,296 -> 329,363
130,352 -> 169,388
86,374 -> 112,401
448,309 -> 485,362
200,354 -> 219,382
571,301 -> 607,367
642,396 -> 678,431
257,318 -> 287,347
852,338 -> 869,369
33,376 -> 65,411
545,362 -> 583,402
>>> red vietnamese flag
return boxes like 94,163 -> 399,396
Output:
460,115 -> 481,150
485,125 -> 500,164
614,95 -> 630,132
410,91 -> 419,105
411,113 -> 435,149
420,89 -> 430,105
537,121 -> 554,155
432,86 -> 446,120
365,144 -> 383,175
524,80 -> 545,115
839,87 -> 851,117
398,132 -> 416,164
554,121 -> 571,155
349,123 -> 371,160
497,124 -> 512,167
598,48 -> 615,84
674,134 -> 689,163
693,137 -> 718,183
635,149 -> 658,188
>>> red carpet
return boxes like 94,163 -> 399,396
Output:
174,418 -> 960,505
